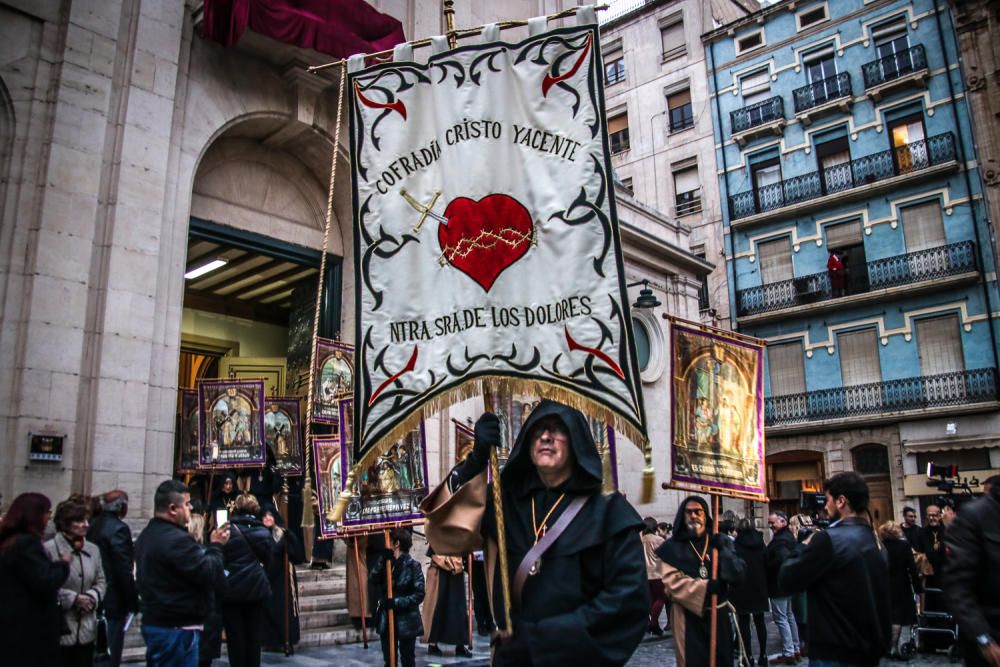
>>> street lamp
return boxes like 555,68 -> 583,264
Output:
627,279 -> 661,309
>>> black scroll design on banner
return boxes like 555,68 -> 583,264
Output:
514,32 -> 592,120
468,48 -> 506,85
549,153 -> 612,276
543,297 -> 641,409
431,59 -> 467,87
354,67 -> 430,156
358,194 -> 420,311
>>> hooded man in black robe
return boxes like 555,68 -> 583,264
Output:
655,495 -> 745,667
421,399 -> 648,667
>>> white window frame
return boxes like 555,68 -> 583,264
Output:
736,29 -> 766,54
796,2 -> 829,31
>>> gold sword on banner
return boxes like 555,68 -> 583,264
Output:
400,189 -> 445,233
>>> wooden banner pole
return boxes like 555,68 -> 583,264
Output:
709,493 -> 721,667
354,536 -> 369,648
384,528 -> 396,667
467,553 -> 474,649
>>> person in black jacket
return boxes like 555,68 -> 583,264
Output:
731,519 -> 769,667
0,492 -> 72,667
767,511 -> 801,664
135,480 -> 229,667
778,472 -> 890,667
259,505 -> 305,655
221,493 -> 273,667
944,478 -> 1000,667
370,528 -> 425,667
878,521 -> 921,659
88,490 -> 138,667
913,504 -> 947,610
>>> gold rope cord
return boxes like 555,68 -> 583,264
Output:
302,61 -> 348,530
490,447 -> 514,633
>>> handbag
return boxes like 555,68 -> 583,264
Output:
93,591 -> 110,660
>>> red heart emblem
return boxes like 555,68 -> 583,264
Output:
438,195 -> 534,292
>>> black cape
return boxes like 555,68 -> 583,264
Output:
459,400 -> 649,667
655,496 -> 745,667
258,507 -> 306,648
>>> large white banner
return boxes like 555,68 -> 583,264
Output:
348,18 -> 647,459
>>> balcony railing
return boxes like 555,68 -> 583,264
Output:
736,241 -> 977,317
793,72 -> 852,113
729,132 -> 956,221
863,44 -> 927,89
731,96 -> 784,134
765,368 -> 998,427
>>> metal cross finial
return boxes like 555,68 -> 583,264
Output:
400,189 -> 446,233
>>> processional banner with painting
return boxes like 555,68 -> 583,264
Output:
312,436 -> 343,538
337,398 -> 429,530
668,322 -> 766,501
311,338 -> 354,426
176,390 -> 200,472
197,379 -> 267,468
264,397 -> 304,475
347,13 -> 647,472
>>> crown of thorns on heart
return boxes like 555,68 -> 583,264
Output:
437,224 -> 537,266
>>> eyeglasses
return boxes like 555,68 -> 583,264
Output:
531,420 -> 569,442
684,508 -> 706,516
927,512 -> 941,518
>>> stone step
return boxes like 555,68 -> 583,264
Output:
298,624 -> 366,648
297,577 -> 346,596
300,608 -> 352,630
299,592 -> 347,612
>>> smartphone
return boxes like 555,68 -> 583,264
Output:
215,509 -> 229,528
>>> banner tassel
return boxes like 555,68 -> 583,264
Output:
641,450 -> 655,504
327,469 -> 357,524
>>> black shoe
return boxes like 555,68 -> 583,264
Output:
428,644 -> 443,656
649,625 -> 664,636
456,646 -> 473,658
758,657 -> 768,667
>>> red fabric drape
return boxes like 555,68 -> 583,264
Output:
203,0 -> 405,59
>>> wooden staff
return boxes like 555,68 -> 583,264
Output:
709,494 -> 720,667
354,535 -> 369,648
467,553 -> 474,649
384,528 -> 396,667
484,389 -> 514,636
283,545 -> 291,655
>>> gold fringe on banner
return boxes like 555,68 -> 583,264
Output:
326,376 -> 653,523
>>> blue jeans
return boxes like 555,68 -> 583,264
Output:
141,625 -> 199,667
770,597 -> 801,656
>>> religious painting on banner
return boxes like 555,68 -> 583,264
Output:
197,379 -> 267,468
312,338 -> 354,426
669,322 -> 766,500
338,398 -> 428,529
313,436 -> 343,538
454,420 -> 474,463
347,12 -> 648,469
176,390 -> 200,472
264,398 -> 304,475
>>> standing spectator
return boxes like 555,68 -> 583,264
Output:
46,499 -> 107,667
259,505 -> 305,655
945,478 -> 1000,667
88,490 -> 138,667
827,249 -> 846,297
879,521 -> 921,659
767,511 -> 801,664
641,517 -> 667,636
370,528 -> 424,667
900,506 -> 920,544
135,480 -> 229,667
914,504 -> 947,610
0,493 -> 72,667
778,472 -> 891,667
732,519 -> 769,666
656,496 -> 746,667
221,494 -> 273,667
422,549 -> 472,657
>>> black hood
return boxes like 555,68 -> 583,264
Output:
501,399 -> 602,494
670,495 -> 713,542
260,503 -> 286,528
735,527 -> 764,550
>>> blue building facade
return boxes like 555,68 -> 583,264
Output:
704,0 -> 1000,518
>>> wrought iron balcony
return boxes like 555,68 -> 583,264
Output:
730,96 -> 784,135
793,72 -> 852,114
765,368 -> 998,427
729,132 -> 956,221
863,45 -> 927,90
736,241 -> 977,317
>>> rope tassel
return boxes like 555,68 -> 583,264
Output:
641,450 -> 655,504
